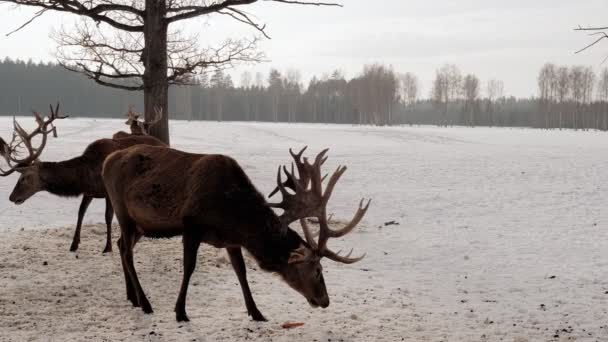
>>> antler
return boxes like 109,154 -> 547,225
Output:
143,107 -> 164,134
268,146 -> 311,198
269,147 -> 371,264
0,103 -> 67,176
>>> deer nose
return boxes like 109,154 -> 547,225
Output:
319,296 -> 329,308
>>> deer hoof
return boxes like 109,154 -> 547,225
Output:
250,311 -> 267,322
176,312 -> 190,322
102,245 -> 112,254
69,242 -> 79,252
142,303 -> 154,314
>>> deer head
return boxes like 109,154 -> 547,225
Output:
1,103 -> 67,204
124,106 -> 163,135
269,147 -> 371,308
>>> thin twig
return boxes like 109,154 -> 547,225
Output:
5,8 -> 46,36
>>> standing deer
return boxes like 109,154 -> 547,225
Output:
2,105 -> 166,253
102,145 -> 370,322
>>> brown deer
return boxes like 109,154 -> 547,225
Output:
2,106 -> 166,253
112,107 -> 163,139
102,145 -> 370,322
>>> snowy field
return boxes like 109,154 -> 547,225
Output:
1,118 -> 608,341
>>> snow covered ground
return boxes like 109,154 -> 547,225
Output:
0,118 -> 608,341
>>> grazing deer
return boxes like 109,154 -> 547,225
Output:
1,105 -> 166,253
102,145 -> 370,322
112,107 -> 162,139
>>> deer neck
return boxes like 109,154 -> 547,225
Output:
244,225 -> 303,272
39,159 -> 86,197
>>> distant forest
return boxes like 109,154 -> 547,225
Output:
1,58 -> 607,130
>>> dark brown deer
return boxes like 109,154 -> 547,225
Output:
2,107 -> 166,253
102,145 -> 370,322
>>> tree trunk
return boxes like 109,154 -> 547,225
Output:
143,0 -> 170,145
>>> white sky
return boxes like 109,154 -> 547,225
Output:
0,0 -> 607,98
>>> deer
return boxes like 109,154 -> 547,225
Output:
112,107 -> 162,139
1,105 -> 166,253
102,145 -> 370,322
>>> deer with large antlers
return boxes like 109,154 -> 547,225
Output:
1,104 -> 166,253
102,145 -> 370,322
112,107 -> 164,139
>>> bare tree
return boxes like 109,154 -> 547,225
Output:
399,72 -> 419,106
569,66 -> 586,129
462,74 -> 480,127
2,0 -> 341,144
583,67 -> 596,129
555,66 -> 570,129
486,78 -> 503,127
538,63 -> 557,128
598,68 -> 608,130
398,72 -> 418,125
432,64 -> 461,126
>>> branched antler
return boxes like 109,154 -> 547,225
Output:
269,147 -> 370,264
0,103 -> 67,176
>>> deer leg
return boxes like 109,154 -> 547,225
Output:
117,236 -> 137,306
226,247 -> 267,322
117,221 -> 152,314
124,234 -> 152,314
102,198 -> 114,254
70,196 -> 93,252
175,228 -> 201,322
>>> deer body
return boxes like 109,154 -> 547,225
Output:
103,145 -> 313,321
9,135 -> 166,253
102,145 -> 368,323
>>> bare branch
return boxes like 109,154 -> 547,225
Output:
0,0 -> 144,32
166,0 -> 257,23
166,0 -> 340,23
167,37 -> 265,85
575,25 -> 608,31
271,0 -> 341,6
5,8 -> 46,36
575,31 -> 608,54
60,62 -> 144,90
219,8 -> 270,39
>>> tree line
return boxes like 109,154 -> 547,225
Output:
1,58 -> 608,130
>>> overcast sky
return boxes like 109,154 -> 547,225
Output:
0,0 -> 606,98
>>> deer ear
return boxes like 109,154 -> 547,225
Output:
288,245 -> 313,264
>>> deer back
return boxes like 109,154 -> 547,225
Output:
102,145 -> 278,242
73,135 -> 167,195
